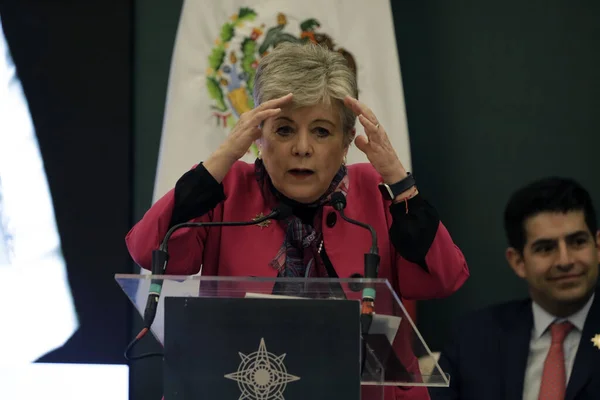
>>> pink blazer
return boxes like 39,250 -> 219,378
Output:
127,161 -> 468,300
126,161 -> 469,399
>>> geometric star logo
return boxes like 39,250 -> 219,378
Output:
592,334 -> 600,350
225,338 -> 300,400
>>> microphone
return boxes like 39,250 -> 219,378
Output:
329,192 -> 380,333
125,202 -> 293,361
329,192 -> 380,283
145,202 -> 293,328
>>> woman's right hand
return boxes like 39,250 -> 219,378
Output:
204,93 -> 293,183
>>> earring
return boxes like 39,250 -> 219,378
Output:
257,149 -> 262,159
343,155 -> 347,165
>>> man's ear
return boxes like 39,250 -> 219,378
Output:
506,247 -> 527,279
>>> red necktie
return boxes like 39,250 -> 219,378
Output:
538,321 -> 574,400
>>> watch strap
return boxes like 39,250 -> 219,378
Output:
378,172 -> 416,200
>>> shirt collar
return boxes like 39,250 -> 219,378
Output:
532,292 -> 595,339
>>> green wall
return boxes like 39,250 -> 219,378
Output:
133,0 -> 184,222
132,1 -> 183,398
392,1 -> 600,347
132,1 -> 600,398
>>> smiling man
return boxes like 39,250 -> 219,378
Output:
430,177 -> 600,400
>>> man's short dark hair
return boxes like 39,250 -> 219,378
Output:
503,177 -> 597,253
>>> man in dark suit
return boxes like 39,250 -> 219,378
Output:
429,177 -> 600,400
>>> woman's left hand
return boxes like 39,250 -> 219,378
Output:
343,96 -> 408,185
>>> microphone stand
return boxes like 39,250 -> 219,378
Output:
329,193 -> 380,376
124,204 -> 292,361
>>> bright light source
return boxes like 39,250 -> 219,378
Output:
0,363 -> 129,400
0,15 -> 78,363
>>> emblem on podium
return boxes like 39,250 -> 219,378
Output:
225,338 -> 300,399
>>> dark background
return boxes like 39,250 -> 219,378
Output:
0,0 -> 133,366
2,1 -> 599,399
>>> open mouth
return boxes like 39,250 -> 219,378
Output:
288,168 -> 315,177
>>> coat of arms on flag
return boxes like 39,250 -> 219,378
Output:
205,7 -> 357,157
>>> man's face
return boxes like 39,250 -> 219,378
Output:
507,210 -> 599,316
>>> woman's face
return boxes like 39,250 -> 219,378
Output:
259,103 -> 350,203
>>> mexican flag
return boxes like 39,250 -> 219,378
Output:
143,0 -> 416,343
152,0 -> 412,200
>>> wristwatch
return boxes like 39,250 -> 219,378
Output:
378,172 -> 416,200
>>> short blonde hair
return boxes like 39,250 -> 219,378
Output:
253,42 -> 358,146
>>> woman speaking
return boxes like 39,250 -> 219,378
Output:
126,42 -> 469,400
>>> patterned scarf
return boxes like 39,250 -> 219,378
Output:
254,158 -> 349,278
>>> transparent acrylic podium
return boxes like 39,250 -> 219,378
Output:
116,274 -> 449,398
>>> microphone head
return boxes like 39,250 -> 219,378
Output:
273,203 -> 293,220
330,192 -> 347,211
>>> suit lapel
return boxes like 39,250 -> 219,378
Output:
502,302 -> 533,400
566,287 -> 600,400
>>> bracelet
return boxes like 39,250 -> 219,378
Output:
393,187 -> 419,214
